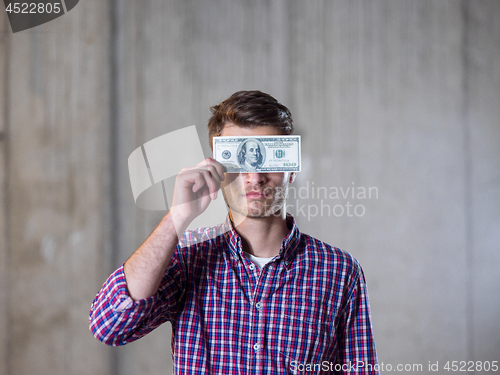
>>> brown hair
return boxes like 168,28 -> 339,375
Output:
207,91 -> 293,149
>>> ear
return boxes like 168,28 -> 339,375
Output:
289,172 -> 296,184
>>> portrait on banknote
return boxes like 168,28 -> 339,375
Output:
236,138 -> 266,172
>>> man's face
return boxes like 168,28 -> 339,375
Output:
245,141 -> 260,165
220,123 -> 296,219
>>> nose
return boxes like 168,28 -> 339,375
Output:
245,172 -> 266,186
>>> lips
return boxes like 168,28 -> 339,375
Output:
245,191 -> 266,198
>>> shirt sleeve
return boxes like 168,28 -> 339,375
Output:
89,248 -> 187,346
338,265 -> 380,375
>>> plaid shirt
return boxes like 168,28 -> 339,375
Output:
90,215 -> 379,374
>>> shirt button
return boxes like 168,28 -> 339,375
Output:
249,263 -> 255,270
253,343 -> 261,352
255,302 -> 263,310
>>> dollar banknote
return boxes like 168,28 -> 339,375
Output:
213,135 -> 301,172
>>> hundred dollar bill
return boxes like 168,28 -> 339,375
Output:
213,135 -> 301,172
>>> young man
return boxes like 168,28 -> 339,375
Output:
90,91 -> 379,374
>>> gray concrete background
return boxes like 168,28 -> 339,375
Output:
1,0 -> 499,374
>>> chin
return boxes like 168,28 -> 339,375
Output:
228,197 -> 284,218
248,203 -> 283,218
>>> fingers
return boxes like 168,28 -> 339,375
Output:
196,158 -> 225,181
180,158 -> 224,200
192,167 -> 220,200
205,165 -> 221,199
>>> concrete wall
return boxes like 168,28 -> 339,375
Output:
0,1 -> 114,374
1,1 -> 499,374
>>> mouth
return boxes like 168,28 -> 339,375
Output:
245,191 -> 267,199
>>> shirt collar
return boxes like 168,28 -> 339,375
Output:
222,213 -> 301,267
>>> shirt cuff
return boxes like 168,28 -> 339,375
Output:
103,264 -> 158,314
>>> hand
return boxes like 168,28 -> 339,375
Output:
169,158 -> 225,229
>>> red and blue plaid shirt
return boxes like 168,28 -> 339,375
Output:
90,215 -> 379,374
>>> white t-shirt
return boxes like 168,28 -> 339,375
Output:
243,251 -> 275,271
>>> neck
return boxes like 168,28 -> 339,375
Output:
230,209 -> 290,258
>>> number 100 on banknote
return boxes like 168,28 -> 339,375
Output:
213,135 -> 301,173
